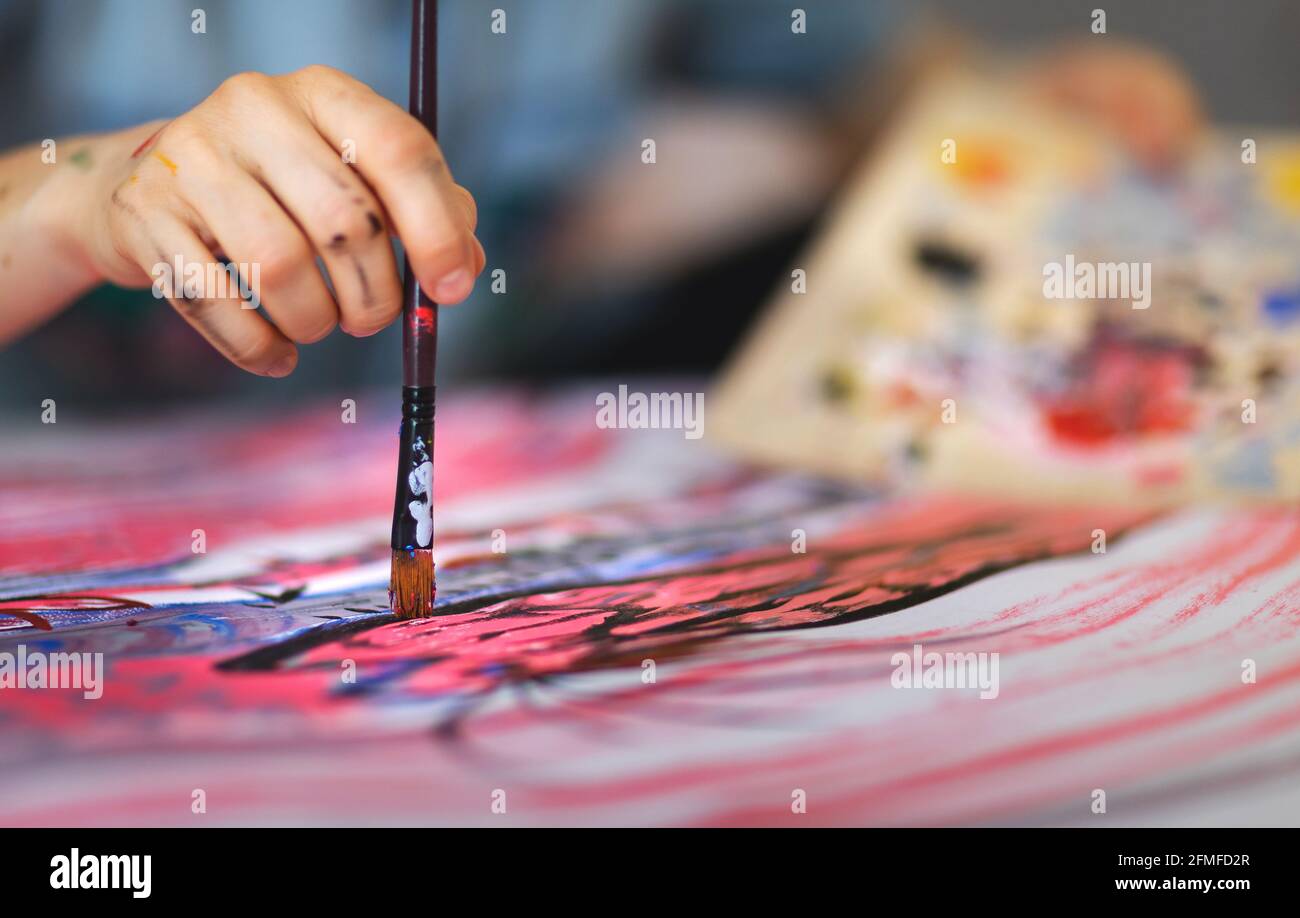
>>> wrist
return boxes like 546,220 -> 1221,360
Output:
32,122 -> 164,292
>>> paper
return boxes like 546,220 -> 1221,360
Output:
3,390 -> 1298,825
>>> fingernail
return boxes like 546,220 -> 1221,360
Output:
433,269 -> 471,304
267,356 -> 297,377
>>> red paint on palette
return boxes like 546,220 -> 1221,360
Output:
1041,337 -> 1198,447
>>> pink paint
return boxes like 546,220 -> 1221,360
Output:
3,389 -> 1298,827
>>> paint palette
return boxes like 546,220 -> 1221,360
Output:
713,70 -> 1300,504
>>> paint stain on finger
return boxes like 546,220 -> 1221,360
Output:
353,257 -> 374,307
151,151 -> 179,175
110,189 -> 146,225
131,124 -> 168,158
166,294 -> 242,358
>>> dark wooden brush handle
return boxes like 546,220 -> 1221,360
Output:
392,0 -> 438,558
401,0 -> 437,389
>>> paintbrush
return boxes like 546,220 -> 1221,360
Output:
389,0 -> 439,619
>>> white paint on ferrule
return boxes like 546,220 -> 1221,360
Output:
408,460 -> 434,547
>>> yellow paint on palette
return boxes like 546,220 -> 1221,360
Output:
1265,148 -> 1300,213
946,139 -> 1012,189
938,122 -> 1103,196
152,151 -> 179,175
951,141 -> 1008,185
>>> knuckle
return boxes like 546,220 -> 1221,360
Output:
316,196 -> 376,252
162,122 -> 222,165
158,116 -> 200,147
295,63 -> 342,84
255,240 -> 311,288
107,185 -> 153,239
212,71 -> 273,105
108,181 -> 145,214
383,121 -> 437,166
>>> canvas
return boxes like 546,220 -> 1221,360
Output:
3,389 -> 1298,826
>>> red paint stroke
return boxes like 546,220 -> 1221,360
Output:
6,495 -> 1300,828
130,124 -> 167,159
0,607 -> 52,630
264,500 -> 1154,699
0,594 -> 152,631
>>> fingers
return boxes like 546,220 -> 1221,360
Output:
95,67 -> 487,377
471,234 -> 486,276
288,65 -> 481,303
225,109 -> 404,338
168,138 -> 341,345
134,214 -> 298,376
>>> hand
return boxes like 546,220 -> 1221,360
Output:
60,65 -> 484,376
1030,42 -> 1203,173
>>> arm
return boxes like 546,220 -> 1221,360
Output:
0,128 -> 145,341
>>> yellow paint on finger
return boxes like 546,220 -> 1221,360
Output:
151,150 -> 179,175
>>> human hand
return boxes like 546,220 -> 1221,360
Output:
56,65 -> 484,376
1029,42 -> 1203,172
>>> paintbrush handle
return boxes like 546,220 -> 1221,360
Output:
391,0 -> 438,565
401,0 -> 438,389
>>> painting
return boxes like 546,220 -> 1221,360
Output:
3,388 -> 1298,826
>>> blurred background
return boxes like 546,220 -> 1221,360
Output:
1,0 -> 1298,413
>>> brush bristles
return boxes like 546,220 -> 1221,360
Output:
389,548 -> 435,619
